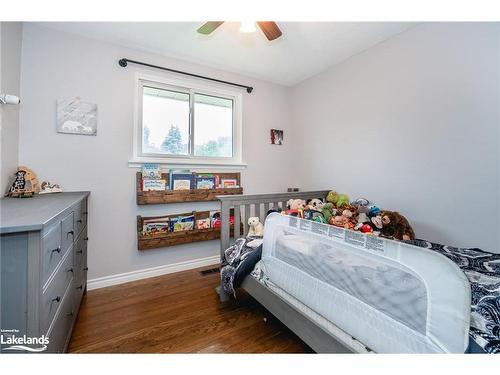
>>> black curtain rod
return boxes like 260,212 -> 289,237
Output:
118,58 -> 253,93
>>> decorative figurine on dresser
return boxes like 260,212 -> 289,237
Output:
6,166 -> 40,198
0,191 -> 90,353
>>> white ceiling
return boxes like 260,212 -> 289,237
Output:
35,22 -> 416,86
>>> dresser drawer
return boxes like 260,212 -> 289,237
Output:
46,289 -> 75,353
73,226 -> 88,311
41,222 -> 64,285
61,212 -> 74,253
40,251 -> 74,335
74,226 -> 87,268
74,200 -> 87,237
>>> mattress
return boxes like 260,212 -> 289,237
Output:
259,213 -> 471,353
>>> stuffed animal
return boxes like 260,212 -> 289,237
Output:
354,206 -> 370,230
287,198 -> 306,210
367,206 -> 381,218
335,194 -> 350,208
379,211 -> 415,241
326,191 -> 338,204
321,203 -> 336,223
330,204 -> 356,230
351,197 -> 370,207
329,215 -> 349,228
326,191 -> 350,209
303,209 -> 326,223
306,198 -> 324,212
247,217 -> 264,237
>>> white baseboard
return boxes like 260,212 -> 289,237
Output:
87,255 -> 220,291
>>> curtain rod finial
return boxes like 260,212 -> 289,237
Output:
118,59 -> 128,67
247,87 -> 253,93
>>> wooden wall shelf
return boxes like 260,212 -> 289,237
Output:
136,172 -> 243,205
137,210 -> 240,250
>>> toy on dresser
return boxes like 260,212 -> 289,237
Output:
6,166 -> 40,198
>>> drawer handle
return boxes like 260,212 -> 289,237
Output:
76,219 -> 83,223
83,211 -> 88,215
51,246 -> 61,254
52,296 -> 61,303
65,311 -> 74,317
76,249 -> 83,254
67,268 -> 74,273
84,237 -> 89,241
84,267 -> 89,271
77,285 -> 83,290
67,230 -> 74,237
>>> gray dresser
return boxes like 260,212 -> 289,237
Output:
0,192 -> 90,353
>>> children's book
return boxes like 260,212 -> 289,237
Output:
196,218 -> 211,230
196,175 -> 216,189
171,173 -> 194,190
220,178 -> 238,188
170,215 -> 195,232
142,163 -> 162,179
142,179 -> 167,191
142,217 -> 170,236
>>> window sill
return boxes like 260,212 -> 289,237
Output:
128,157 -> 248,170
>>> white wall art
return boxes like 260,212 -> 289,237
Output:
57,98 -> 97,136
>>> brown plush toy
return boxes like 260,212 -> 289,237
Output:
379,211 -> 415,241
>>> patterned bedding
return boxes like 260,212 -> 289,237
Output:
406,240 -> 500,354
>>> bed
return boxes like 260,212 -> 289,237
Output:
217,191 -> 500,354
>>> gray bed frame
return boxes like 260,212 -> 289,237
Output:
217,191 -> 360,353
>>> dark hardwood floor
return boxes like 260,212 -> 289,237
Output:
68,266 -> 313,353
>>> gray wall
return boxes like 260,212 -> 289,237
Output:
18,24 -> 295,280
0,22 -> 23,194
291,23 -> 500,252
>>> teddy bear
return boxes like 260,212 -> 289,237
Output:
287,199 -> 306,210
247,217 -> 264,237
378,211 -> 415,241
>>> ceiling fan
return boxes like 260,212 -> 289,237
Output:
197,21 -> 283,41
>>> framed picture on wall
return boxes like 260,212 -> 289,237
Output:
57,97 -> 98,136
270,129 -> 284,145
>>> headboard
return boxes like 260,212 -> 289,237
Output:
217,190 -> 329,257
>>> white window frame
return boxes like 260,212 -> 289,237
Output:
129,73 -> 245,169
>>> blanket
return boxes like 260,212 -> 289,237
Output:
406,239 -> 500,354
220,237 -> 263,297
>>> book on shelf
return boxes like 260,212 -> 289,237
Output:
170,214 -> 195,232
195,218 -> 211,230
142,179 -> 167,191
142,217 -> 170,236
169,170 -> 194,190
141,163 -> 162,179
220,178 -> 239,188
196,175 -> 216,189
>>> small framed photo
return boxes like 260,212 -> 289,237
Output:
270,129 -> 283,145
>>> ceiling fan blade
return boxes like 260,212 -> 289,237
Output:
197,22 -> 224,35
257,22 -> 282,41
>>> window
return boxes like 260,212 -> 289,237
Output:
134,76 -> 242,166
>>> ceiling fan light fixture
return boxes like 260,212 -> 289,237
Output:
240,21 -> 256,33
